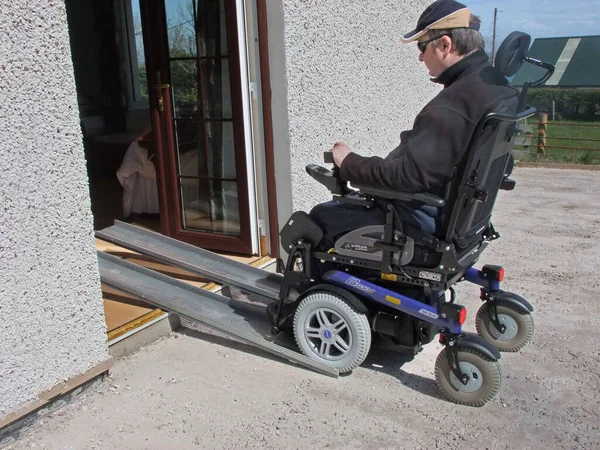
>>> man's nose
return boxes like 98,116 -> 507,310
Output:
419,52 -> 424,62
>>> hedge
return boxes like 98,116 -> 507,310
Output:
524,88 -> 600,121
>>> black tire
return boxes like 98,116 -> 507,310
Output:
435,347 -> 502,407
475,301 -> 534,352
293,290 -> 371,373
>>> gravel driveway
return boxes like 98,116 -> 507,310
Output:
5,168 -> 600,450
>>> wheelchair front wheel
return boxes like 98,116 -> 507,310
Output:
293,290 -> 371,373
475,301 -> 534,352
434,347 -> 502,407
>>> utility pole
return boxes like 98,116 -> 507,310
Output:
491,7 -> 498,65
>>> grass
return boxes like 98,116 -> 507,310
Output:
514,120 -> 600,165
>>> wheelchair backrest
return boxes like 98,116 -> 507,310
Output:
440,31 -> 553,252
442,106 -> 519,249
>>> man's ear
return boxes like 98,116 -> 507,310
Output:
439,35 -> 454,54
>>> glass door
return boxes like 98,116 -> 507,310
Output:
140,0 -> 256,254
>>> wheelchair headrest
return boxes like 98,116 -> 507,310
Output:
495,31 -> 531,78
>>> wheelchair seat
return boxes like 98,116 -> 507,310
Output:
334,226 -> 415,266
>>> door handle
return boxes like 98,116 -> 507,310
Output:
154,71 -> 170,112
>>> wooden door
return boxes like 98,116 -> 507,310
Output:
140,0 -> 255,254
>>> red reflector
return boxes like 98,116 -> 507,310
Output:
458,308 -> 467,325
439,334 -> 447,345
498,268 -> 505,282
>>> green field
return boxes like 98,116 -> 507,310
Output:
514,120 -> 600,164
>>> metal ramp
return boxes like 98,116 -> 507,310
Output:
96,224 -> 339,378
96,221 -> 282,303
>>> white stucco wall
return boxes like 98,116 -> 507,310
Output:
0,1 -> 109,419
271,0 -> 441,220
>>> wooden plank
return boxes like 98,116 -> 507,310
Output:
103,296 -> 155,332
107,308 -> 167,342
250,255 -> 274,268
95,237 -> 139,255
183,256 -> 274,292
0,358 -> 113,430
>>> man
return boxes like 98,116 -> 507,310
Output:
309,0 -> 519,251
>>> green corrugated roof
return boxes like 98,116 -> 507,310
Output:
512,35 -> 600,87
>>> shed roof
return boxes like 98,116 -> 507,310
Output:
511,35 -> 600,88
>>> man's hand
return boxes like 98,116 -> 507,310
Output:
329,142 -> 352,167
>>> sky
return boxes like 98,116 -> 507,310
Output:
466,0 -> 599,52
134,0 -> 600,58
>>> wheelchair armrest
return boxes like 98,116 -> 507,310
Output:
353,185 -> 445,207
306,164 -> 348,196
500,177 -> 516,191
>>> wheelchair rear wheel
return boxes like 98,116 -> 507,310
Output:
293,290 -> 371,373
434,347 -> 502,407
475,301 -> 534,352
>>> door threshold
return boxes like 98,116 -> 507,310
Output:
107,309 -> 168,345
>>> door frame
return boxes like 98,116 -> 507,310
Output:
255,0 -> 279,258
140,0 -> 257,255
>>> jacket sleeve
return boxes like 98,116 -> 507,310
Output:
339,106 -> 473,193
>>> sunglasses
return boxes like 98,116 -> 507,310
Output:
417,34 -> 450,53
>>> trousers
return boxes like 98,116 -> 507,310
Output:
309,199 -> 439,252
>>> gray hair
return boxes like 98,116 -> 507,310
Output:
428,14 -> 485,56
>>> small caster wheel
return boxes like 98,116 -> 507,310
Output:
476,301 -> 534,352
435,347 -> 502,407
293,290 -> 371,373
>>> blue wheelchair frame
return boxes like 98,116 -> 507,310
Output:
324,270 -> 463,334
323,266 -> 511,336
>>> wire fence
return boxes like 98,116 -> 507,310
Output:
515,113 -> 600,163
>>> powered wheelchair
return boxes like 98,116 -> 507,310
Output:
267,32 -> 555,407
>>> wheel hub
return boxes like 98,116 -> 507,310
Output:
490,314 -> 518,340
304,308 -> 352,361
449,362 -> 483,393
322,329 -> 333,340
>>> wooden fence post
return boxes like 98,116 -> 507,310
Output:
537,113 -> 548,155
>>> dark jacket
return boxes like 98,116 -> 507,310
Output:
339,51 -> 519,198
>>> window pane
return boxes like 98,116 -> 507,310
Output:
200,58 -> 232,119
176,120 -> 236,178
170,58 -> 231,120
196,0 -> 228,57
129,0 -> 149,103
165,0 -> 228,58
174,120 -> 204,173
166,0 -> 197,57
170,60 -> 198,118
180,179 -> 240,235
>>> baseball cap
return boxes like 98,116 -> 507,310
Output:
401,0 -> 479,43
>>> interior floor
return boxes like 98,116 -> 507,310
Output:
183,210 -> 241,235
88,173 -> 160,232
